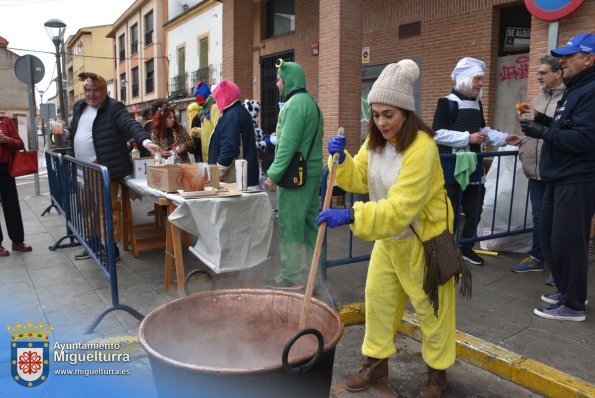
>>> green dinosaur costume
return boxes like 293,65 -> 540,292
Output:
267,60 -> 323,285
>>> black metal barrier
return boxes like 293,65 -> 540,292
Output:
319,150 -> 532,309
54,154 -> 144,332
43,149 -> 80,250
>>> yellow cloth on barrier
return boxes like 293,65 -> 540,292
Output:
454,152 -> 477,190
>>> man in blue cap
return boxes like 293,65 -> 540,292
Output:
520,34 -> 595,321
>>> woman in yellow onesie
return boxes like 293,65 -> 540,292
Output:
317,60 -> 455,398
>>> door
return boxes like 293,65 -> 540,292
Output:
260,51 -> 294,134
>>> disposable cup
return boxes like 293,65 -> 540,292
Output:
51,121 -> 66,147
521,113 -> 534,121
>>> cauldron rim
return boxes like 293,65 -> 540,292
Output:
138,288 -> 344,375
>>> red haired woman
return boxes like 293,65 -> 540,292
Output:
151,104 -> 195,163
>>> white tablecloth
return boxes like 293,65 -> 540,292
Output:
123,178 -> 274,274
123,177 -> 169,204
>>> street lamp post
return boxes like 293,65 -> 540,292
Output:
44,18 -> 67,123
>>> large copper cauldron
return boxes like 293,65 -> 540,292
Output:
139,289 -> 344,398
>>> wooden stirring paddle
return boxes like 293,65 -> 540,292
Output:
298,127 -> 345,330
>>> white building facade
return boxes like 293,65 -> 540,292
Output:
166,0 -> 223,101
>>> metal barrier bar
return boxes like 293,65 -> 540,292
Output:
43,149 -> 80,250
61,155 -> 144,332
473,151 -> 532,244
439,151 -> 532,246
41,147 -> 71,216
319,150 -> 532,309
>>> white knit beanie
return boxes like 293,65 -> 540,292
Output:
367,60 -> 419,111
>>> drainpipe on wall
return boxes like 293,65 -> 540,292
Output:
547,21 -> 559,51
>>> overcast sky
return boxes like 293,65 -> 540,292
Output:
1,0 -> 135,103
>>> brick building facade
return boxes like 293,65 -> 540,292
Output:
108,0 -> 169,116
221,0 -> 594,153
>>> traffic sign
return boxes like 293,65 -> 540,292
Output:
524,0 -> 585,21
14,54 -> 45,85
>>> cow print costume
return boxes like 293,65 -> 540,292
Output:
243,99 -> 266,153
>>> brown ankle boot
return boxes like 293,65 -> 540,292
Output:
418,366 -> 447,398
345,356 -> 389,392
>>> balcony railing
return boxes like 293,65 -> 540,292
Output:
119,50 -> 125,62
145,74 -> 154,94
144,31 -> 153,46
170,73 -> 188,99
191,67 -> 210,87
132,83 -> 139,98
131,40 -> 138,54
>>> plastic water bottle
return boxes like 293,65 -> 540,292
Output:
171,144 -> 179,164
131,143 -> 140,159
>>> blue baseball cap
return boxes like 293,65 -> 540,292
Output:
551,34 -> 595,56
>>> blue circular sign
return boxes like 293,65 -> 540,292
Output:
524,0 -> 585,21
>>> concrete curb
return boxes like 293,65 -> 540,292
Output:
338,303 -> 595,398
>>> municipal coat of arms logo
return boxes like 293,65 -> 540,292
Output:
8,321 -> 52,387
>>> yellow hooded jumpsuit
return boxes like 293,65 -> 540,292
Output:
334,132 -> 456,370
187,99 -> 220,163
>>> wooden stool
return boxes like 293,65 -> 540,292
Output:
121,184 -> 167,257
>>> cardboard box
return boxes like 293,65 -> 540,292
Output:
147,163 -> 220,192
130,157 -> 153,180
147,165 -> 183,192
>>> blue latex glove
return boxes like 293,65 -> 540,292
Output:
263,135 -> 271,145
328,136 -> 346,164
316,209 -> 350,228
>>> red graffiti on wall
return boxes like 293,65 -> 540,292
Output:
499,56 -> 529,81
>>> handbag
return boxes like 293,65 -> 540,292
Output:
9,148 -> 38,178
276,152 -> 306,188
410,191 -> 472,316
276,106 -> 321,189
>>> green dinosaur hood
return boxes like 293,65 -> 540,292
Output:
276,59 -> 306,99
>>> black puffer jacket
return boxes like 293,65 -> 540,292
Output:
70,98 -> 150,180
540,66 -> 595,184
